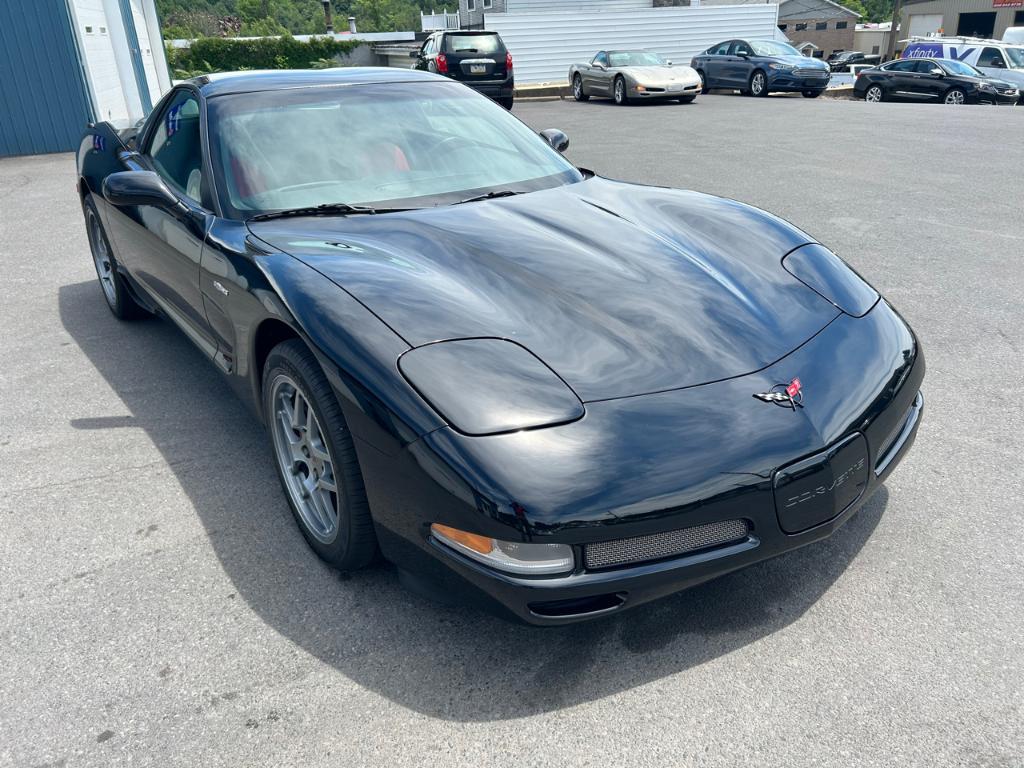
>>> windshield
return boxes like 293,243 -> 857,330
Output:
939,59 -> 985,77
1005,47 -> 1024,68
608,51 -> 666,67
749,40 -> 801,57
207,82 -> 581,216
445,33 -> 502,54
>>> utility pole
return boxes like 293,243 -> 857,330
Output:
885,0 -> 902,62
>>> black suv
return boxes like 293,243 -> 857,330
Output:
412,30 -> 514,108
827,50 -> 880,72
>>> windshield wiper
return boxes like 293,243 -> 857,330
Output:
249,202 -> 415,221
453,190 -> 521,206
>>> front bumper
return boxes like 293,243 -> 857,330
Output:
979,89 -> 1020,105
357,301 -> 924,625
767,70 -> 831,92
631,81 -> 701,99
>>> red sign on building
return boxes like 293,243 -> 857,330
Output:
993,0 -> 1023,7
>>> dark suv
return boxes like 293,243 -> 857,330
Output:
827,50 -> 880,72
412,30 -> 514,108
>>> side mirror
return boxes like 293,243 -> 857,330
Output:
539,128 -> 569,153
103,170 -> 180,209
594,62 -> 605,70
666,59 -> 673,66
930,67 -> 944,76
737,52 -> 750,59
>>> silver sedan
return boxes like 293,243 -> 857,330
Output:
569,50 -> 702,105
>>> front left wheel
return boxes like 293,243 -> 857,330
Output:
749,70 -> 768,97
678,95 -> 696,104
82,194 -> 147,320
572,74 -> 589,101
802,90 -> 821,98
263,339 -> 377,571
944,88 -> 966,105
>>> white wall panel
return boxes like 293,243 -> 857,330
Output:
487,4 -> 780,83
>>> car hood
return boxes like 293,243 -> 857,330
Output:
249,177 -> 839,402
771,54 -> 828,69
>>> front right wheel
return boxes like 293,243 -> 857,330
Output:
82,194 -> 147,320
263,339 -> 377,571
864,84 -> 884,103
613,76 -> 629,105
944,88 -> 966,105
749,70 -> 768,97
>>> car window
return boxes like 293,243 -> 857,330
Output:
978,47 -> 1007,67
732,41 -> 754,56
146,90 -> 205,204
445,33 -> 502,54
208,81 -> 582,215
593,51 -> 609,66
708,41 -> 732,56
915,60 -> 943,74
940,59 -> 985,77
608,51 -> 666,67
1005,47 -> 1024,68
749,40 -> 801,56
885,60 -> 918,72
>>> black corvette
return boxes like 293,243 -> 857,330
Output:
77,68 -> 924,624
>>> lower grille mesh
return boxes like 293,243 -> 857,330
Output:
584,519 -> 750,570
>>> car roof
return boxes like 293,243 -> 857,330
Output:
191,67 -> 446,97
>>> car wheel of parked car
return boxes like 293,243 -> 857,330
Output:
498,96 -> 514,110
944,88 -> 966,105
697,70 -> 707,93
678,95 -> 696,104
864,84 -> 885,102
572,74 -> 589,101
263,339 -> 377,571
82,194 -> 148,320
802,90 -> 821,98
749,71 -> 768,97
614,76 -> 629,105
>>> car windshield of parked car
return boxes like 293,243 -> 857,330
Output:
939,59 -> 985,77
749,41 -> 802,57
608,51 -> 666,67
446,33 -> 501,53
1004,47 -> 1024,68
207,82 -> 582,216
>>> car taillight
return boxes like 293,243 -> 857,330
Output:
436,52 -> 448,74
506,51 -> 513,71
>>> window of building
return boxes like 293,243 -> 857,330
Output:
835,21 -> 847,29
483,0 -> 492,8
813,50 -> 824,57
466,0 -> 476,11
1015,10 -> 1024,24
778,23 -> 788,30
816,21 -> 827,30
796,22 -> 808,31
871,45 -> 879,54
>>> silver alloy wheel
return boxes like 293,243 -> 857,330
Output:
86,209 -> 117,307
615,78 -> 625,103
573,75 -> 582,100
751,72 -> 765,96
865,85 -> 883,102
944,89 -> 965,105
270,374 -> 340,544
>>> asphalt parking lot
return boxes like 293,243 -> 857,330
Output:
1,94 -> 1022,768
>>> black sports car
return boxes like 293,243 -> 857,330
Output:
77,68 -> 924,624
854,57 -> 1020,104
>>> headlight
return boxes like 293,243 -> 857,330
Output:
782,243 -> 879,317
769,63 -> 796,70
978,82 -> 994,92
431,524 -> 574,575
399,338 -> 584,436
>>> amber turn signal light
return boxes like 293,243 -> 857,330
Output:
430,523 -> 494,554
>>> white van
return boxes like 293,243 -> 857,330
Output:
902,36 -> 1024,98
1003,28 -> 1024,45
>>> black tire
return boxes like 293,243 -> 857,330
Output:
613,76 -> 629,105
802,90 -> 821,98
262,339 -> 377,571
943,88 -> 966,105
498,96 -> 514,110
678,95 -> 696,104
864,84 -> 885,102
81,194 -> 147,320
697,70 -> 706,93
749,70 -> 769,97
572,74 -> 589,101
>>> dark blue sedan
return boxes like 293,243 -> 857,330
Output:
691,39 -> 831,97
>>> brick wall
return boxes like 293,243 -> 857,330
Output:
777,17 -> 856,56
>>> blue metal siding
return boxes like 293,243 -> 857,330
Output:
0,0 -> 94,156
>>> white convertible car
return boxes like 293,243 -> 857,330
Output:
569,50 -> 702,105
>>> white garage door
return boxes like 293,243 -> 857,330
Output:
908,14 -> 944,38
